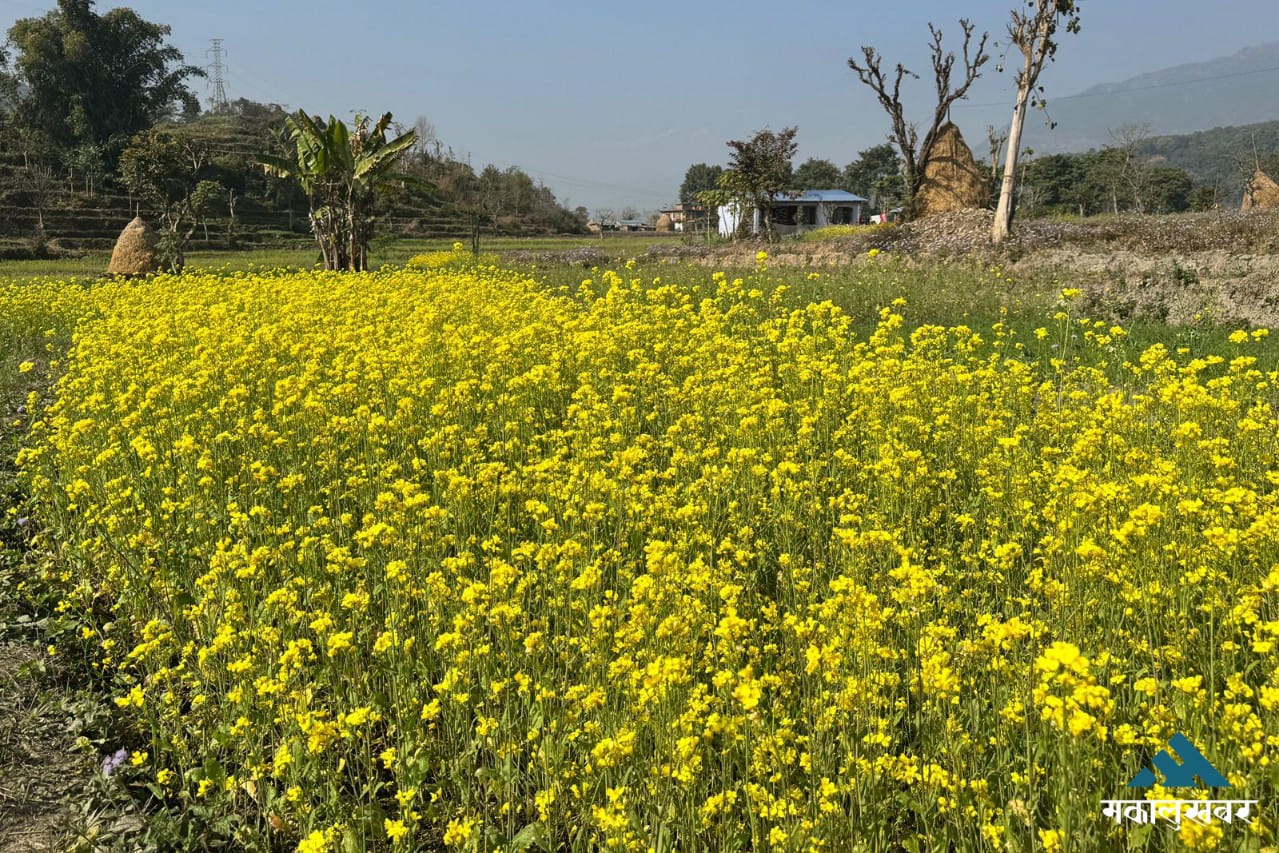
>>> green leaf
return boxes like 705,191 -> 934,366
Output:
510,823 -> 550,852
352,131 -> 417,181
328,118 -> 354,174
341,825 -> 363,853
257,153 -> 295,179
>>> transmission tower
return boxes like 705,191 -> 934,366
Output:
206,39 -> 228,110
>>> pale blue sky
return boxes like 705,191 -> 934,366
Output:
4,1 -> 1279,211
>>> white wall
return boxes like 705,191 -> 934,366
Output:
718,202 -> 745,237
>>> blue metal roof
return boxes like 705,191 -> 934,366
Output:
772,189 -> 867,203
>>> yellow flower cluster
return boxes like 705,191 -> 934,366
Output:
406,242 -> 496,271
7,262 -> 1279,850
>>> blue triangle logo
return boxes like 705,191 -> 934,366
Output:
1127,733 -> 1230,788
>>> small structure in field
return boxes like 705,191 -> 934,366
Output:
586,220 -> 602,234
1243,169 -> 1279,211
107,217 -> 164,275
914,123 -> 989,218
655,213 -> 674,232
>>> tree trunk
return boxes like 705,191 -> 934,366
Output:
992,80 -> 1031,243
227,191 -> 238,248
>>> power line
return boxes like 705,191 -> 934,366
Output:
956,63 -> 1279,109
206,39 -> 229,111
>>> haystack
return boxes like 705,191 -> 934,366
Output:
107,217 -> 163,275
1243,169 -> 1279,211
655,213 -> 674,232
586,220 -> 602,234
914,123 -> 989,218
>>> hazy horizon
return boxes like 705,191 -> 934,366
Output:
3,1 -> 1278,212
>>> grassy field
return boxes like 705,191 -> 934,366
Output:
3,255 -> 1279,851
0,233 -> 690,281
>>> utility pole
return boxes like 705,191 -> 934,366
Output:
206,39 -> 229,111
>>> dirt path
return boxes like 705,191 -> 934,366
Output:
0,642 -> 84,852
0,373 -> 96,851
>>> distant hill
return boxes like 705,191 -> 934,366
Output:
1134,119 -> 1279,204
1025,43 -> 1279,153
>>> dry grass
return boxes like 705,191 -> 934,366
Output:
1244,169 -> 1279,210
105,217 -> 162,276
913,123 -> 989,217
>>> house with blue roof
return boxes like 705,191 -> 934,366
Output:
718,189 -> 867,237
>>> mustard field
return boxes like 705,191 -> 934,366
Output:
3,258 -> 1278,851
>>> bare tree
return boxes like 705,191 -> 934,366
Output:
991,1 -> 1081,243
19,161 -> 58,241
1111,123 -> 1152,214
409,116 -> 446,163
848,20 -> 990,220
986,124 -> 1008,191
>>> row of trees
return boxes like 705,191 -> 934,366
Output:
680,144 -> 905,215
682,127 -> 1212,234
112,109 -> 589,270
1017,146 -> 1201,217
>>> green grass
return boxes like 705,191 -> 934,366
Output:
0,232 -> 690,280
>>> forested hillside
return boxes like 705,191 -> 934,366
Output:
0,2 -> 585,259
1136,119 -> 1279,204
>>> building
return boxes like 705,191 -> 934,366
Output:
658,202 -> 712,233
718,190 -> 867,237
615,219 -> 655,232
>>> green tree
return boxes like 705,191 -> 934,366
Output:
260,110 -> 419,271
792,157 -> 841,190
1187,184 -> 1217,212
65,142 -> 107,194
119,126 -> 220,271
721,126 -> 798,240
1077,148 -> 1129,215
1,0 -> 202,158
1145,166 -> 1193,213
1022,153 -> 1086,215
991,0 -> 1082,243
679,163 -> 723,205
842,144 -> 904,212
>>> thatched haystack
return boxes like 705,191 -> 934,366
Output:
586,220 -> 602,234
914,123 -> 989,218
107,217 -> 163,275
1243,169 -> 1279,211
655,213 -> 674,232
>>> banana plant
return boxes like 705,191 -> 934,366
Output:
260,110 -> 420,271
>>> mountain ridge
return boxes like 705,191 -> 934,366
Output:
1079,42 -> 1279,95
1023,42 -> 1279,154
